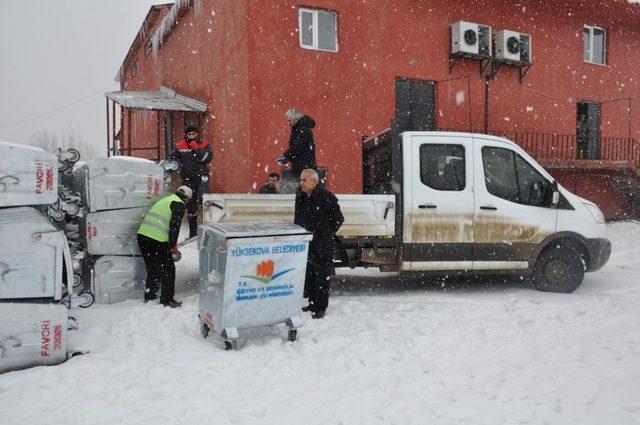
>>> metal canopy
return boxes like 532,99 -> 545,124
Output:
105,86 -> 207,112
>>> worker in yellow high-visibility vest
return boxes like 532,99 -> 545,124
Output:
137,186 -> 192,308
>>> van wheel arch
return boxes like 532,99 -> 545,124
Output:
536,236 -> 590,271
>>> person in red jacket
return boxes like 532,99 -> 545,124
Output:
169,124 -> 212,237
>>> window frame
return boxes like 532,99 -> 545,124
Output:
481,146 -> 554,208
583,24 -> 607,66
419,143 -> 466,192
131,60 -> 139,77
298,7 -> 339,53
481,146 -> 520,203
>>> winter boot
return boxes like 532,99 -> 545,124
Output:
162,299 -> 182,309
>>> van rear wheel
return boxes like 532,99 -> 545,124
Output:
533,247 -> 585,293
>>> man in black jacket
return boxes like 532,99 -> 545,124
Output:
294,169 -> 344,318
169,124 -> 212,237
277,108 -> 317,178
258,172 -> 280,194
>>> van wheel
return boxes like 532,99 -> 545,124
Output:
533,247 -> 584,293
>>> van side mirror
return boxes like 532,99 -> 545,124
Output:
551,181 -> 560,206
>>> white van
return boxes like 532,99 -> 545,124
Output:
203,131 -> 611,293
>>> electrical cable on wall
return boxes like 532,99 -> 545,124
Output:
522,84 -> 632,138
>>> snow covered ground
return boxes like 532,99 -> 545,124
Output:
1,222 -> 639,425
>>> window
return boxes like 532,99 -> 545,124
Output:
419,144 -> 465,191
482,147 -> 519,202
131,60 -> 139,77
298,8 -> 338,52
482,147 -> 552,207
145,40 -> 153,56
515,155 -> 548,206
583,25 -> 606,65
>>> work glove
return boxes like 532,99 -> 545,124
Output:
276,157 -> 287,166
171,246 -> 182,262
201,175 -> 209,182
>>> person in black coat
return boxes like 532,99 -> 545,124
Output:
169,123 -> 212,237
258,172 -> 280,194
294,169 -> 344,318
277,108 -> 317,178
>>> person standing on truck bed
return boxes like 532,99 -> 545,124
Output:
137,186 -> 192,308
169,123 -> 212,238
294,169 -> 344,319
276,108 -> 317,178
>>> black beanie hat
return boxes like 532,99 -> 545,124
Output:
185,123 -> 199,134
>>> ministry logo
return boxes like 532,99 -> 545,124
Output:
242,260 -> 294,284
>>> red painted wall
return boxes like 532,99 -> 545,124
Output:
119,0 -> 640,204
553,168 -> 634,219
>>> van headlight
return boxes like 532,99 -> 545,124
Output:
583,202 -> 605,223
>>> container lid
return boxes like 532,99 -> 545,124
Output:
204,221 -> 311,238
0,206 -> 55,229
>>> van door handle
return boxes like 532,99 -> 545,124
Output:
418,203 -> 437,209
480,205 -> 498,211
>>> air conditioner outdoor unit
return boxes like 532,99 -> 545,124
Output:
451,21 -> 492,57
495,30 -> 532,64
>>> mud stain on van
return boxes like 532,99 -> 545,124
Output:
409,213 -> 474,243
409,213 -> 549,244
474,216 -> 547,243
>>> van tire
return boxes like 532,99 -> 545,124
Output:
533,247 -> 585,293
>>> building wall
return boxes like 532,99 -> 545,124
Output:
151,0 -> 252,193
245,0 -> 640,193
121,7 -> 167,92
120,0 -> 640,202
120,1 -> 254,192
553,169 -> 634,219
118,7 -> 170,162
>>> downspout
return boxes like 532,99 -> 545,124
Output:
484,78 -> 490,134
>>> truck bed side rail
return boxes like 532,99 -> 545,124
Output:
202,194 -> 396,238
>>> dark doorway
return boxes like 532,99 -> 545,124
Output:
576,102 -> 601,160
396,78 -> 436,132
164,113 -> 174,158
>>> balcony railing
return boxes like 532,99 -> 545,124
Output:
438,128 -> 640,167
600,137 -> 640,167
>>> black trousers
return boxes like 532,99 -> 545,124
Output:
184,178 -> 204,237
304,254 -> 333,313
137,234 -> 175,303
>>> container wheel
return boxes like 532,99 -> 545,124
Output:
288,329 -> 297,342
48,208 -> 66,222
72,274 -> 82,288
65,203 -> 80,217
224,340 -> 237,351
78,291 -> 95,308
67,148 -> 81,163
